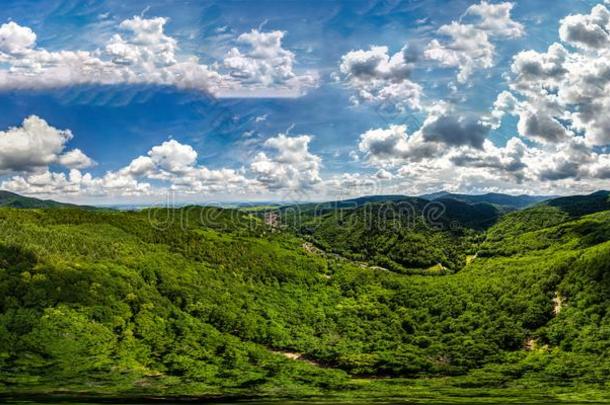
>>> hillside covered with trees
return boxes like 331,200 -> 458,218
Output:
1,191 -> 610,401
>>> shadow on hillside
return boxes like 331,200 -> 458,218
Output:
0,243 -> 38,272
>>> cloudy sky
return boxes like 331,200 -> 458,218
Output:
0,0 -> 609,204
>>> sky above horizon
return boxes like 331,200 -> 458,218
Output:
0,0 -> 609,204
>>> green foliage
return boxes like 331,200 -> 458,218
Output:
0,192 -> 610,399
278,198 -> 492,273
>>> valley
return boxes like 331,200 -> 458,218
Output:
0,191 -> 610,402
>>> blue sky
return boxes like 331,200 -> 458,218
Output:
0,0 -> 608,203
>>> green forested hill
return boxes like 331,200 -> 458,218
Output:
0,190 -> 85,209
1,193 -> 610,401
422,192 -> 552,210
277,197 -> 498,273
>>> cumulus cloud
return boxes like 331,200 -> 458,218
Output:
505,3 -> 610,146
356,99 -> 610,194
357,101 -> 492,168
358,124 -> 441,165
486,90 -> 519,128
516,110 -> 571,144
3,114 -> 610,201
375,168 -> 393,180
148,140 -> 198,174
0,116 -> 261,198
420,103 -> 489,148
2,168 -> 152,198
250,134 -> 322,190
425,23 -> 495,83
2,137 -> 253,198
338,45 -> 422,111
527,138 -> 595,181
0,116 -> 94,173
559,4 -> 610,50
465,1 -> 525,37
223,30 -> 317,96
386,134 -> 610,195
0,18 -> 316,97
448,138 -> 528,180
425,1 -> 524,83
117,139 -> 252,194
0,117 -> 327,199
57,149 -> 96,169
509,43 -> 568,94
0,21 -> 36,54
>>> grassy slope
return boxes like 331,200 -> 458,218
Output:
0,203 -> 610,400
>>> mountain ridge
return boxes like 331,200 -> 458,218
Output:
0,190 -> 88,209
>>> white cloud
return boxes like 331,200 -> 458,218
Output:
358,103 -> 491,167
223,30 -> 318,96
358,124 -> 441,165
254,114 -> 268,123
506,4 -> 610,146
510,43 -> 568,94
338,45 -> 422,111
2,169 -> 151,198
0,21 -> 36,54
375,168 -> 393,180
419,102 -> 490,148
124,156 -> 155,177
58,149 -> 96,169
385,134 -> 610,196
0,18 -> 317,98
0,118 -> 324,199
516,110 -> 571,144
425,1 -> 524,83
119,139 -> 253,194
465,1 -> 524,38
0,117 -> 258,199
148,139 -> 198,174
559,4 -> 610,50
487,90 -> 518,128
448,138 -> 528,180
0,116 -> 93,173
250,133 -> 322,190
355,88 -> 610,195
106,16 -> 178,67
2,137 -> 253,199
425,22 -> 495,83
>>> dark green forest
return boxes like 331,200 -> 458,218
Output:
1,191 -> 610,401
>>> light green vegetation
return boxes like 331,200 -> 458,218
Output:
0,191 -> 609,401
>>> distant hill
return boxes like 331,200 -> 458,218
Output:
276,195 -> 409,215
485,191 -> 610,243
275,196 -> 499,273
0,190 -> 85,209
421,191 -> 552,210
543,190 -> 610,217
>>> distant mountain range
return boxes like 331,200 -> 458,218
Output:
2,189 -> 607,215
419,191 -> 554,210
543,190 -> 610,217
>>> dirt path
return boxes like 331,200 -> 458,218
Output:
271,349 -> 322,367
